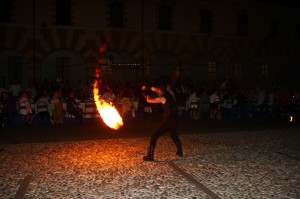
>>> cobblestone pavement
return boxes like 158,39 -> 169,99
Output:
0,122 -> 299,199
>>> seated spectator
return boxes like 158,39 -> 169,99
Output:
51,90 -> 64,125
209,89 -> 221,119
103,88 -> 116,103
0,86 -> 8,97
35,94 -> 50,124
17,91 -> 34,125
188,90 -> 200,120
0,91 -> 17,126
198,90 -> 210,119
66,91 -> 83,122
120,94 -> 133,118
221,88 -> 234,118
256,88 -> 270,117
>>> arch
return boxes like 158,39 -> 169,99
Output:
149,49 -> 180,83
190,52 -> 216,81
0,48 -> 28,88
103,50 -> 137,83
228,53 -> 252,82
41,48 -> 86,85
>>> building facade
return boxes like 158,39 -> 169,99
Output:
0,0 -> 299,89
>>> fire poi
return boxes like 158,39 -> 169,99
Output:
93,67 -> 123,130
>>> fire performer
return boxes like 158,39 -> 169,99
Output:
143,85 -> 183,161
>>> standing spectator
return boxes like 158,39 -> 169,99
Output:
51,90 -> 64,125
9,79 -> 21,101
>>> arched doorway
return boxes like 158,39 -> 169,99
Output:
0,48 -> 28,88
103,50 -> 137,83
42,49 -> 86,85
149,49 -> 180,84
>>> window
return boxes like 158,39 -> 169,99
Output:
269,18 -> 279,39
262,64 -> 269,80
237,14 -> 248,37
56,0 -> 71,26
109,0 -> 124,28
158,5 -> 171,30
199,9 -> 212,33
56,57 -> 70,82
0,1 -> 11,23
208,61 -> 217,80
234,64 -> 243,80
8,56 -> 23,84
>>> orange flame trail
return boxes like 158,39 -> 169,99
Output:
93,68 -> 123,130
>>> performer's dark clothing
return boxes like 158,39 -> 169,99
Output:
144,91 -> 183,161
149,92 -> 179,145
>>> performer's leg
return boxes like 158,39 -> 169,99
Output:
170,122 -> 183,157
143,141 -> 156,161
143,122 -> 167,161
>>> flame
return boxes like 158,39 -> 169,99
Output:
290,115 -> 294,123
93,41 -> 123,130
93,78 -> 123,130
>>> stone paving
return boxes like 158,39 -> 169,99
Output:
0,128 -> 299,199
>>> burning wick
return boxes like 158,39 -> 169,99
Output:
290,115 -> 294,123
93,68 -> 123,130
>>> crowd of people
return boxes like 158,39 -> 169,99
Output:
0,77 -> 299,128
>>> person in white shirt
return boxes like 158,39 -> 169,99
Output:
188,90 -> 199,120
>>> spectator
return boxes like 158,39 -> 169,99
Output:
66,91 -> 83,122
198,89 -> 210,119
209,89 -> 221,119
26,82 -> 38,102
221,88 -> 234,119
51,90 -> 64,125
120,93 -> 133,118
103,88 -> 116,103
17,91 -> 34,125
35,93 -> 50,124
188,90 -> 200,120
0,91 -> 17,125
0,85 -> 7,96
9,79 -> 21,101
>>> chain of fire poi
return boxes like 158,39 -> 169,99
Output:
93,67 -> 123,130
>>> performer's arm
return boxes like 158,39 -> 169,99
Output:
146,95 -> 166,104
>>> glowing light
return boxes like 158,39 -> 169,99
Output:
93,69 -> 123,130
290,115 -> 294,123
